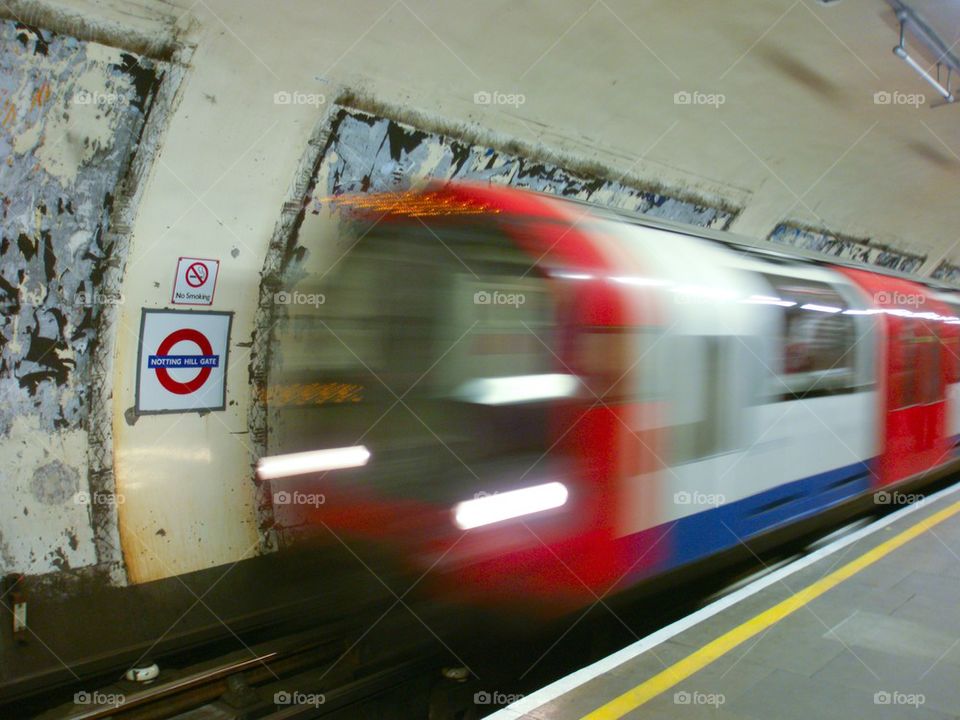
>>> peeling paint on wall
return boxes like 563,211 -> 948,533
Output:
930,260 -> 960,286
768,223 -> 926,275
0,19 -> 161,576
310,108 -> 736,228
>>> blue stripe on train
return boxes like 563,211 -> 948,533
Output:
669,459 -> 874,567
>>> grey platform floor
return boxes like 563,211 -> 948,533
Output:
493,487 -> 960,719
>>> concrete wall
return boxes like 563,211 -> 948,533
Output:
768,223 -> 927,274
4,0 -> 960,593
0,17 -> 165,581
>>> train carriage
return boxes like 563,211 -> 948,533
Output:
258,182 -> 960,612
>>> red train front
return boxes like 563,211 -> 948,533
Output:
258,182 -> 960,615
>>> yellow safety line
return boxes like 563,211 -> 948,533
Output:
581,500 -> 960,720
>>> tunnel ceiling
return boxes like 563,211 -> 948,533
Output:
12,0 -> 960,279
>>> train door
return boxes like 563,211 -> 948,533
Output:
933,293 -> 960,452
883,314 -> 948,483
833,268 -> 951,487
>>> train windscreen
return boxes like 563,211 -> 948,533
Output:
264,218 -> 571,504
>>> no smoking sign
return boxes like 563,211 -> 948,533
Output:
136,309 -> 232,414
172,257 -> 219,305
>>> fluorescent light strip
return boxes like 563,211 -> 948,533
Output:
453,482 -> 569,529
257,445 -> 371,479
742,295 -> 797,307
800,303 -> 842,314
456,374 -> 580,405
554,272 -> 594,280
610,276 -> 672,287
894,46 -> 954,101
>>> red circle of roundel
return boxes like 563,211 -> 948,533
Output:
154,328 -> 214,395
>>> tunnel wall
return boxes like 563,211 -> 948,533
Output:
0,0 -> 952,604
4,0 -> 958,591
768,222 -> 927,275
3,0 -> 960,696
0,18 -> 166,581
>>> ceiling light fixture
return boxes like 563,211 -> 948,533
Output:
888,1 -> 957,105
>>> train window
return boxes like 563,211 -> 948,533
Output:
669,335 -> 730,464
946,336 -> 960,385
760,274 -> 857,401
576,328 -> 661,404
892,323 -> 942,409
919,337 -> 941,404
266,221 -> 564,467
937,298 -> 960,385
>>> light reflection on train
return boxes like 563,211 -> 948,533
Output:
257,182 -> 960,614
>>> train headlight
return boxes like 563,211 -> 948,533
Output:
453,482 -> 569,529
256,445 -> 371,480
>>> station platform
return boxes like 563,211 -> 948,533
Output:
490,483 -> 960,720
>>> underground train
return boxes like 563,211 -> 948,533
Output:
257,182 -> 960,611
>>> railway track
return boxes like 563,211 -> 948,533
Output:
14,477 -> 957,720
25,605 -> 460,720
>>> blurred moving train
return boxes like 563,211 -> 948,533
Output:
258,182 -> 960,612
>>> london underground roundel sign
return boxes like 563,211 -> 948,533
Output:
136,309 -> 232,414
